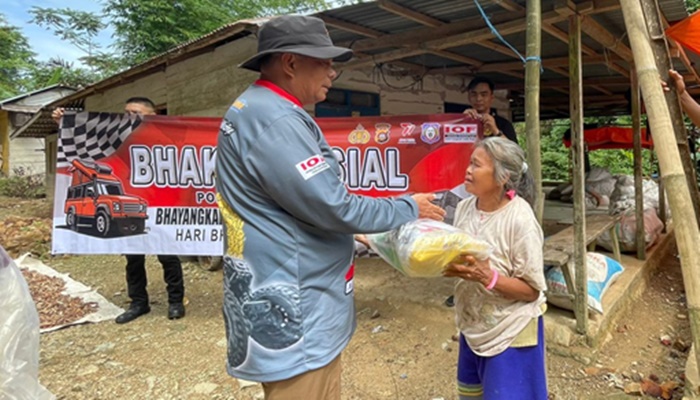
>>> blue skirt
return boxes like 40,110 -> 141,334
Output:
457,317 -> 548,400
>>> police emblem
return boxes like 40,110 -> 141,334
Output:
421,122 -> 441,144
374,123 -> 391,144
348,124 -> 370,144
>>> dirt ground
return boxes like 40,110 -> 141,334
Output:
3,196 -> 691,399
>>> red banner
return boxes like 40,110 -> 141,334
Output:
52,112 -> 480,255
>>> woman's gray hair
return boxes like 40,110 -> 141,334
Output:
475,137 -> 535,207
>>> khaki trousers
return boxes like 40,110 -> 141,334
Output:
262,354 -> 341,400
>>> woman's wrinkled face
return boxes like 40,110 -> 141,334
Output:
464,147 -> 502,198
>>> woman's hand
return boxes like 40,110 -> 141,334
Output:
354,234 -> 369,247
443,255 -> 494,287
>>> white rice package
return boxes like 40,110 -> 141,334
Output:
367,219 -> 492,277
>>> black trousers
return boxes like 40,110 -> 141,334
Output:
124,254 -> 184,307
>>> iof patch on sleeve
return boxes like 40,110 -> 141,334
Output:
296,155 -> 330,180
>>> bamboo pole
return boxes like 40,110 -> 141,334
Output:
569,14 -> 588,335
631,71 -> 646,260
0,111 -> 9,176
641,0 -> 700,226
525,0 -> 543,223
620,0 -> 700,372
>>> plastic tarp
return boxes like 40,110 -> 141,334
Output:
0,247 -> 55,400
563,126 -> 653,150
666,10 -> 700,57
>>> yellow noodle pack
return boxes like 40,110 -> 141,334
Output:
367,219 -> 492,277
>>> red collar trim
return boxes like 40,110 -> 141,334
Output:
254,79 -> 302,107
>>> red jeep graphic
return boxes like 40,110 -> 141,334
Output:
64,160 -> 148,237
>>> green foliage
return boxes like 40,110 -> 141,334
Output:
29,58 -> 102,90
104,0 -> 331,65
0,15 -> 36,99
517,117 -> 656,182
686,0 -> 700,12
0,168 -> 46,199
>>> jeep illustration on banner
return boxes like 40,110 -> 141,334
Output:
63,160 -> 148,237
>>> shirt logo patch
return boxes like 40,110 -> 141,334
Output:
296,155 -> 330,180
230,99 -> 247,113
345,263 -> 355,295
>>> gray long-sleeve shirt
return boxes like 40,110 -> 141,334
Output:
215,81 -> 417,382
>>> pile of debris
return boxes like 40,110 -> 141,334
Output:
0,216 -> 52,258
20,269 -> 97,330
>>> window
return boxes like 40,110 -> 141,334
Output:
316,89 -> 380,117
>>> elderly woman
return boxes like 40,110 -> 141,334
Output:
443,137 -> 548,400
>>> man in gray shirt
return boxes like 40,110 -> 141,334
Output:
215,15 -> 444,399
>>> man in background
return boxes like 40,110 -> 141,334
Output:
52,98 -> 186,324
463,76 -> 518,143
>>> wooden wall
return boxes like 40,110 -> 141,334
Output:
81,37 -> 512,120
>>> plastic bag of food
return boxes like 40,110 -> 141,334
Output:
0,246 -> 55,400
366,219 -> 492,277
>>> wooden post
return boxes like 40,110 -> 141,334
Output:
631,71 -> 646,260
525,0 -> 543,223
641,0 -> 700,226
621,0 -> 700,373
569,14 -> 588,335
0,111 -> 9,176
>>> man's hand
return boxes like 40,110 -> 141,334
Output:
480,113 -> 499,136
411,193 -> 446,221
51,108 -> 65,124
663,69 -> 686,95
462,109 -> 479,120
463,109 -> 498,136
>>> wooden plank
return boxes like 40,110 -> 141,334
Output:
338,10 -> 568,70
642,0 -> 700,225
0,111 -> 9,176
340,11 -> 523,52
428,50 -> 483,67
580,15 -> 634,61
631,70 -> 646,260
570,14 -> 588,335
526,0 -> 544,223
378,0 -> 443,27
318,15 -> 384,38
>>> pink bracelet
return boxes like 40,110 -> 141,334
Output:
485,270 -> 499,290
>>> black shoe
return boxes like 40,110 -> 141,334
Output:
168,303 -> 185,320
444,295 -> 455,308
115,305 -> 150,324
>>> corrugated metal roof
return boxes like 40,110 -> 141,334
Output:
27,0 -> 695,132
0,84 -> 75,106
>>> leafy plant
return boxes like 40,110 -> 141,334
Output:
0,167 -> 46,199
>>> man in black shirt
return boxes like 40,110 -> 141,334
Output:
463,76 -> 518,144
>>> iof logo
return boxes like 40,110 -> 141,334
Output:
374,123 -> 391,144
348,124 -> 370,144
421,122 -> 441,144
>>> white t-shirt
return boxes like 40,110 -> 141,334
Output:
453,196 -> 546,357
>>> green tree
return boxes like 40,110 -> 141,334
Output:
104,0 -> 331,65
0,14 -> 36,100
30,58 -> 101,90
686,0 -> 700,12
29,7 -> 123,76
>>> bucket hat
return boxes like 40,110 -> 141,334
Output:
240,15 -> 353,72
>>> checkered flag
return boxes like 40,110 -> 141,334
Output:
57,112 -> 143,166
